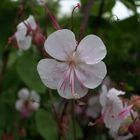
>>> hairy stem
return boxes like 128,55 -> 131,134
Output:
72,100 -> 76,140
79,0 -> 94,41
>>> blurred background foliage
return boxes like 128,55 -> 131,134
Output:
0,0 -> 140,140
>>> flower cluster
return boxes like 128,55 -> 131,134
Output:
99,85 -> 138,139
15,15 -> 37,50
16,88 -> 40,118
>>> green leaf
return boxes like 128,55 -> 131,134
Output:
35,109 -> 58,140
17,53 -> 46,93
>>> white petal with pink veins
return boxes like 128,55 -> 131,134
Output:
100,87 -> 125,131
37,59 -> 67,89
44,29 -> 77,61
75,61 -> 107,89
77,35 -> 107,64
57,67 -> 88,99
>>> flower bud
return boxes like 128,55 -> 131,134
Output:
8,36 -> 18,49
128,120 -> 140,135
33,32 -> 45,46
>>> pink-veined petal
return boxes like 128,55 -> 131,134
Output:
103,105 -> 122,131
37,59 -> 67,89
77,35 -> 107,64
75,61 -> 107,89
57,67 -> 88,99
44,29 -> 77,61
118,105 -> 132,120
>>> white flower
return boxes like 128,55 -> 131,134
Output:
99,85 -> 126,131
36,0 -> 46,6
16,88 -> 40,117
86,95 -> 102,118
37,29 -> 107,99
15,15 -> 37,50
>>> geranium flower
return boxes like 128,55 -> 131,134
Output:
100,85 -> 125,131
100,85 -> 132,131
15,15 -> 37,50
16,88 -> 40,118
37,29 -> 107,99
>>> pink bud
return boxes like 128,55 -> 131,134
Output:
128,120 -> 140,135
33,32 -> 45,46
77,3 -> 81,9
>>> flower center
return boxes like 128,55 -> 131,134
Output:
67,51 -> 80,66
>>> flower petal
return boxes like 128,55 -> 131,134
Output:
16,100 -> 23,111
16,22 -> 27,38
75,61 -> 107,89
57,77 -> 88,99
77,35 -> 107,64
16,35 -> 32,50
18,88 -> 30,100
37,59 -> 67,89
25,15 -> 37,30
57,67 -> 88,99
15,22 -> 32,50
44,29 -> 77,61
30,90 -> 40,102
108,88 -> 125,97
31,102 -> 40,111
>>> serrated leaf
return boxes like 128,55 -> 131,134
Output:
35,109 -> 58,140
17,53 -> 46,93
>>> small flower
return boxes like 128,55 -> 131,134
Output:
16,88 -> 40,118
37,29 -> 107,99
99,85 -> 126,131
15,15 -> 37,50
100,85 -> 136,139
